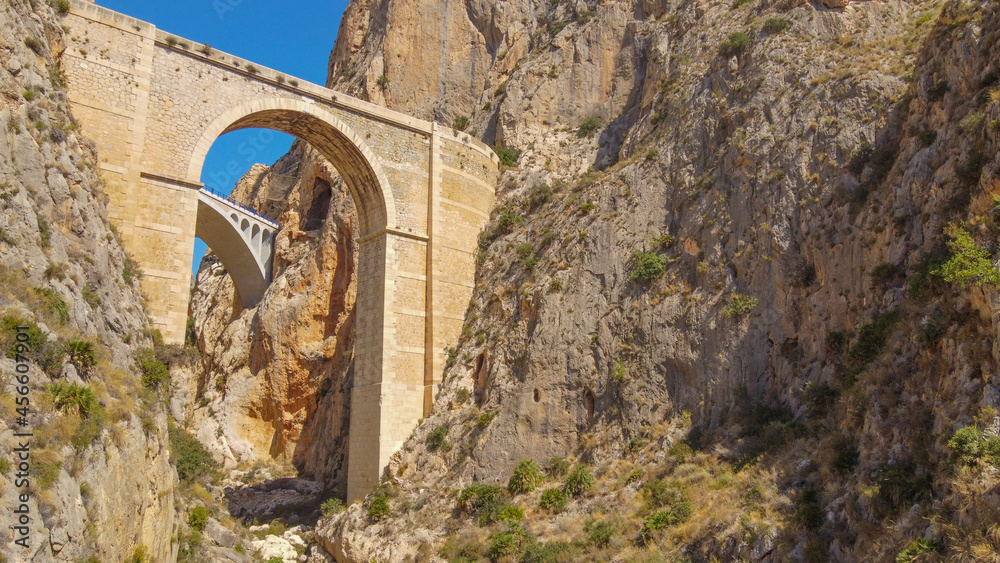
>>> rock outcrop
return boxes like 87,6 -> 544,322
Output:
309,0 -> 1000,560
0,2 -> 176,560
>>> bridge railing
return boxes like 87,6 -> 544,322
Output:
200,186 -> 280,228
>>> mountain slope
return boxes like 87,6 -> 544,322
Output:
307,0 -> 1000,560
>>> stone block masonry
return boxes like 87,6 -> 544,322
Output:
61,0 -> 499,501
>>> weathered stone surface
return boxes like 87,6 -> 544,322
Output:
0,2 -> 175,561
313,0 -> 1000,560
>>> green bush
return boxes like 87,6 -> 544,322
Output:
367,496 -> 390,521
803,381 -> 838,417
427,424 -> 451,452
932,224 -> 998,288
46,382 -> 100,418
497,504 -> 524,522
82,286 -> 101,309
585,518 -> 616,547
122,254 -> 142,285
918,129 -> 937,147
564,465 -> 593,497
831,435 -> 860,475
169,426 -> 219,482
847,310 -> 899,364
957,150 -> 987,186
642,479 -> 682,510
494,146 -> 520,167
720,31 -> 751,57
628,250 -> 666,282
51,0 -> 70,14
33,460 -> 62,490
321,497 -> 345,516
458,483 -> 508,525
188,506 -> 209,531
896,538 -> 940,562
515,243 -> 537,270
24,37 -> 44,54
34,287 -> 69,324
508,459 -> 544,494
927,80 -> 949,101
521,541 -> 578,562
453,115 -> 470,131
577,116 -> 602,138
496,205 -> 524,234
641,502 -> 693,542
538,488 -> 567,513
66,339 -> 97,374
134,348 -> 169,390
3,315 -> 45,360
477,411 -> 497,429
44,262 -> 67,280
527,182 -> 554,209
872,463 -> 932,516
723,293 -> 758,317
667,441 -> 692,461
488,524 -> 533,561
128,546 -> 150,563
948,425 -> 1000,466
761,17 -> 790,34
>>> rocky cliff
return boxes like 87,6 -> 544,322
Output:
300,0 -> 1000,560
0,1 -> 176,560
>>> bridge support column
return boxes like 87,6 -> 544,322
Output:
347,229 -> 429,501
132,173 -> 199,344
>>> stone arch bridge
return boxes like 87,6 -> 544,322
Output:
61,1 -> 499,500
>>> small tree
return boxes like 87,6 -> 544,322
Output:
933,224 -> 999,288
720,31 -> 751,57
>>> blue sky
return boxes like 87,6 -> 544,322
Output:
98,0 -> 348,273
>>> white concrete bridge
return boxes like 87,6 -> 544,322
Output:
196,186 -> 278,306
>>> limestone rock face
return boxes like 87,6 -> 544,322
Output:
181,144 -> 358,493
313,0 -> 1000,560
0,2 -> 175,560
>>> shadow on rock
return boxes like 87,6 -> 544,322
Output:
225,478 -> 324,524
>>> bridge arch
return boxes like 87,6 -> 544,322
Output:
185,98 -> 398,238
195,191 -> 276,306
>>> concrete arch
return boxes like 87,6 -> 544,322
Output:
185,98 -> 397,237
196,193 -> 272,306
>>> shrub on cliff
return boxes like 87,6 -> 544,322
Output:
169,426 -> 219,482
720,31 -> 751,57
564,465 -> 594,497
459,483 -> 508,525
539,488 -> 567,513
367,496 -> 390,521
134,348 -> 169,390
628,250 -> 666,282
933,224 -> 999,288
508,459 -> 544,495
493,146 -> 520,167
